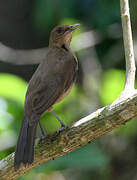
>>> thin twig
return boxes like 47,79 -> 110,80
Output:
112,0 -> 136,105
120,0 -> 136,91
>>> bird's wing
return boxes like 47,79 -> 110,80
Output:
25,74 -> 65,116
63,56 -> 78,92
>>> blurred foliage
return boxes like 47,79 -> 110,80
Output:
100,69 -> 125,105
0,0 -> 137,180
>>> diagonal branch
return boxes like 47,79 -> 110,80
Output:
0,92 -> 137,180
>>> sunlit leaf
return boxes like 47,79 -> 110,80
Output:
0,73 -> 27,105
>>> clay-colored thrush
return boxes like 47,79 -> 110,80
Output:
14,24 -> 80,170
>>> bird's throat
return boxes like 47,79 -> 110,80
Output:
61,44 -> 68,51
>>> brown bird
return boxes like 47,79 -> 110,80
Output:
14,24 -> 80,170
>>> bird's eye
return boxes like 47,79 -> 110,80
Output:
56,27 -> 63,34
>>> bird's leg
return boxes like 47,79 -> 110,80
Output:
51,111 -> 67,131
39,122 -> 46,138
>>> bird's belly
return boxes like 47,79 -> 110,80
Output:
57,84 -> 73,103
48,84 -> 73,112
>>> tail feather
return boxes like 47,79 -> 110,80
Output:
14,116 -> 38,170
23,124 -> 37,164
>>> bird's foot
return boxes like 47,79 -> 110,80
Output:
39,122 -> 47,139
58,124 -> 68,133
51,111 -> 68,132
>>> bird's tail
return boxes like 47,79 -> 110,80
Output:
14,116 -> 38,170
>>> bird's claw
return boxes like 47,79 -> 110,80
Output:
58,124 -> 67,133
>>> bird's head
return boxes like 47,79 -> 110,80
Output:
49,24 -> 80,50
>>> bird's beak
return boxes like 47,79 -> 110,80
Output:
70,24 -> 80,30
66,24 -> 80,33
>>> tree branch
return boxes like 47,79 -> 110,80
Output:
0,0 -> 136,179
0,31 -> 100,65
0,92 -> 137,180
0,42 -> 48,64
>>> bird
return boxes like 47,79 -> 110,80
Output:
14,24 -> 80,170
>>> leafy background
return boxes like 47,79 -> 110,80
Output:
0,0 -> 137,179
